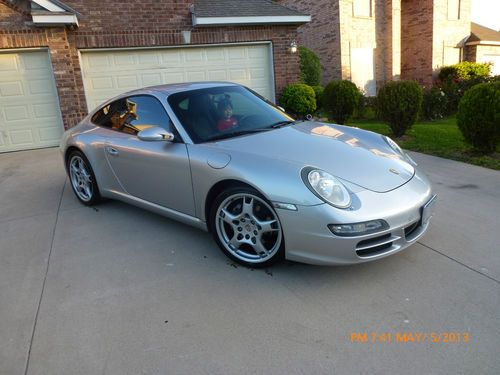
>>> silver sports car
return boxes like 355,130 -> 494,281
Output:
61,82 -> 436,267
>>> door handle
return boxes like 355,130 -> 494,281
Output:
106,147 -> 119,156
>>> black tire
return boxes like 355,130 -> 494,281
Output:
210,186 -> 284,268
66,150 -> 101,206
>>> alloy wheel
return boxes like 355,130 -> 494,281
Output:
215,193 -> 282,264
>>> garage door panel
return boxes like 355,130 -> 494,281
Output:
228,48 -> 246,60
0,50 -> 63,153
28,79 -> 54,95
116,75 -> 139,89
161,51 -> 182,64
141,73 -> 162,86
9,129 -> 34,145
184,50 -> 205,63
38,126 -> 62,142
206,49 -> 225,61
0,81 -> 24,97
33,103 -> 60,118
81,44 -> 274,111
186,71 -> 206,81
207,70 -> 227,80
0,54 -> 18,71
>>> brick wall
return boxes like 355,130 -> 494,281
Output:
281,0 -> 401,91
401,0 -> 471,87
401,0 -> 434,86
278,0 -> 341,84
0,0 -> 301,129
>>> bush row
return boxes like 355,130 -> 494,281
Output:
280,50 -> 498,153
279,78 -> 498,154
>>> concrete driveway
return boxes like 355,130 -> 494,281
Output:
1,148 -> 499,375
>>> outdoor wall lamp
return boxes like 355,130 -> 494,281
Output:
290,40 -> 298,53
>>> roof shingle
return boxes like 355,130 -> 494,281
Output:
193,0 -> 307,18
468,22 -> 500,44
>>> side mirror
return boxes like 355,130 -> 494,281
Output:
137,126 -> 174,142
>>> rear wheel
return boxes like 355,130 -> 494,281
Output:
211,186 -> 284,267
67,150 -> 101,206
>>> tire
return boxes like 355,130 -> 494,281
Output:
210,186 -> 284,268
66,150 -> 101,206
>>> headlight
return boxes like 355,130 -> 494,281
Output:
382,136 -> 417,166
302,168 -> 351,208
328,220 -> 389,237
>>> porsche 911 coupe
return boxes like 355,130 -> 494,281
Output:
60,82 -> 436,267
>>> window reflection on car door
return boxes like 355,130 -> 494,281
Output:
93,95 -> 195,215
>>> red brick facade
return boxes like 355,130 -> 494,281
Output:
281,0 -> 471,90
0,0 -> 301,129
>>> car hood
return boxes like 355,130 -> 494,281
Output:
211,121 -> 415,193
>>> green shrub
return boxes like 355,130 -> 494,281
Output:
354,95 -> 378,120
438,62 -> 492,114
422,86 -> 448,120
322,80 -> 362,124
299,46 -> 321,86
456,81 -> 500,154
311,85 -> 324,110
279,83 -> 316,116
438,61 -> 492,82
377,80 -> 423,137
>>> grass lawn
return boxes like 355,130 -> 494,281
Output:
346,117 -> 500,170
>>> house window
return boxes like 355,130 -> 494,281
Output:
448,0 -> 461,20
350,47 -> 376,96
353,0 -> 372,17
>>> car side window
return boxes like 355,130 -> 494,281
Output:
92,95 -> 173,136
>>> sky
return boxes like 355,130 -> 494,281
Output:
471,0 -> 500,30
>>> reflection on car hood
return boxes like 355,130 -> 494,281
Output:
211,121 -> 415,193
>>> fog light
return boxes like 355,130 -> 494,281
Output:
328,220 -> 389,237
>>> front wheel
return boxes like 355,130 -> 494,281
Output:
67,150 -> 101,206
211,186 -> 284,267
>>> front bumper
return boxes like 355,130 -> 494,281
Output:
277,169 -> 436,265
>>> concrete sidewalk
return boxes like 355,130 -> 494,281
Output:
1,148 -> 499,375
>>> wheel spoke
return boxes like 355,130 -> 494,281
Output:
220,208 -> 239,225
256,219 -> 278,233
228,234 -> 240,249
242,196 -> 253,215
70,164 -> 79,175
253,239 -> 269,257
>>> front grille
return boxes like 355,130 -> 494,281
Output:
356,242 -> 393,257
356,233 -> 395,258
404,221 -> 420,239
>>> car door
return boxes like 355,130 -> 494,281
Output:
99,95 -> 195,216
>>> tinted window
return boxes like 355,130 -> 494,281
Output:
92,95 -> 172,136
167,86 -> 293,143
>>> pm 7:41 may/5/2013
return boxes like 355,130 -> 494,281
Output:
349,331 -> 470,344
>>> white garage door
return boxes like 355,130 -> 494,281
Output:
0,50 -> 64,153
81,44 -> 274,111
480,55 -> 500,76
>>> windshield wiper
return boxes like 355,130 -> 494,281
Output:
204,128 -> 272,142
269,120 -> 300,128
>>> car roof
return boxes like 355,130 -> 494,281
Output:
122,81 -> 241,97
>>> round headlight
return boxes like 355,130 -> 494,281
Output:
304,168 -> 351,208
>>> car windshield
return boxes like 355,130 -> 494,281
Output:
167,86 -> 294,143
